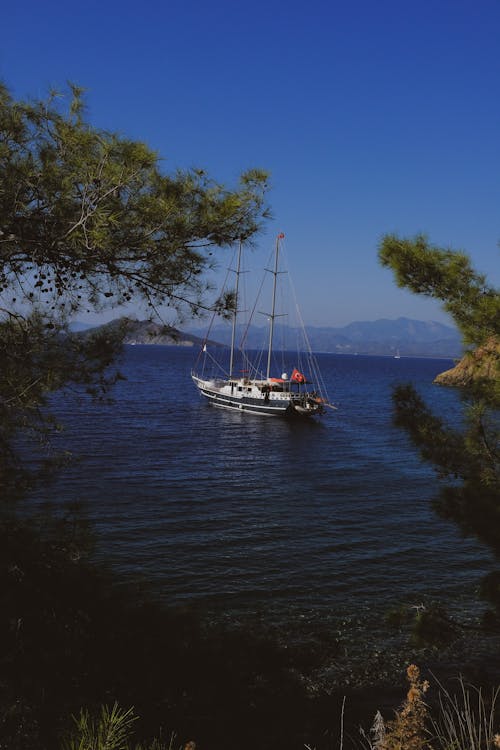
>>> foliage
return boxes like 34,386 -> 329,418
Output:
409,605 -> 459,649
62,703 -> 182,750
430,676 -> 500,750
0,82 -> 269,318
53,670 -> 500,750
385,603 -> 460,649
0,515 -> 311,750
0,81 -> 269,496
0,311 -> 126,498
378,235 -> 500,610
377,665 -> 430,750
379,234 -> 500,347
62,703 -> 137,750
360,667 -> 500,750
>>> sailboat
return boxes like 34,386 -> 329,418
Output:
191,233 -> 332,418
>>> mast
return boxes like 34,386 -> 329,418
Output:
229,238 -> 242,378
266,232 -> 283,379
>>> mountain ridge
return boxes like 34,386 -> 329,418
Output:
74,316 -> 462,358
187,316 -> 462,357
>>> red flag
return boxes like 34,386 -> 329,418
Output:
291,368 -> 306,383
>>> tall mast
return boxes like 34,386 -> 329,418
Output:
266,232 -> 283,379
229,238 -> 242,378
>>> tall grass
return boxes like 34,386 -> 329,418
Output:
62,703 -> 179,750
430,676 -> 500,750
62,703 -> 136,750
60,666 -> 499,750
360,666 -> 499,750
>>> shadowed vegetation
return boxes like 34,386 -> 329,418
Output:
379,235 -> 500,617
0,82 -> 269,498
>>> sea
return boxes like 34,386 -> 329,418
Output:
28,346 -> 497,685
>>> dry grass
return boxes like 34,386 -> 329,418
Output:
430,675 -> 500,750
359,665 -> 499,750
61,665 -> 499,750
377,665 -> 430,750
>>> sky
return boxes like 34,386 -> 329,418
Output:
1,0 -> 499,327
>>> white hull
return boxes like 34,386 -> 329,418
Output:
192,374 -> 323,418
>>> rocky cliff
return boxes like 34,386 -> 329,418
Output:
434,337 -> 500,387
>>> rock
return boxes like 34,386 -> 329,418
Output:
434,337 -> 500,387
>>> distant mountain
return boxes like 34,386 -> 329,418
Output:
187,317 -> 462,358
83,316 -> 462,358
336,318 -> 459,344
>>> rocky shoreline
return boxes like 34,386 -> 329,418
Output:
434,337 -> 499,387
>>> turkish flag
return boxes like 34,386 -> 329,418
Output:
291,368 -> 306,383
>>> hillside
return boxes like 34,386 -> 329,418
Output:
84,317 -> 206,347
80,316 -> 463,357
434,337 -> 500,387
188,316 -> 462,358
120,318 -> 202,347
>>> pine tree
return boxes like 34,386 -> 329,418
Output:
0,82 -> 270,497
379,234 -> 500,611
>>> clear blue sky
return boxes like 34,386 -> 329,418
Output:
2,0 -> 499,326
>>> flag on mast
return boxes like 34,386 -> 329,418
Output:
291,368 -> 306,383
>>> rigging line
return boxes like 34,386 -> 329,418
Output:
243,243 -> 286,377
206,347 -> 230,377
239,265 -> 267,352
205,247 -> 236,341
193,247 -> 236,371
287,253 -> 331,403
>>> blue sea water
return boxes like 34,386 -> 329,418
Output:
31,346 -> 495,678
